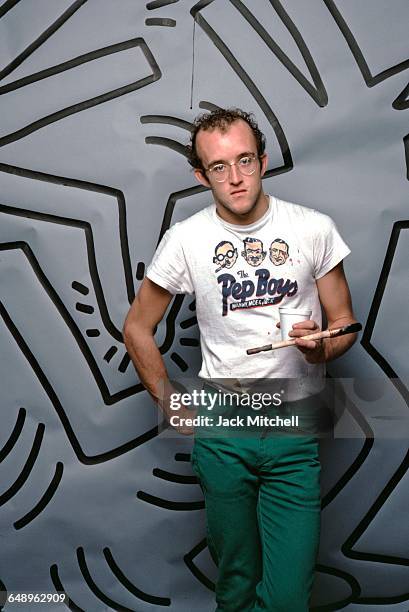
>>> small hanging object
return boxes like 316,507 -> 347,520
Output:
190,16 -> 196,110
246,322 -> 362,355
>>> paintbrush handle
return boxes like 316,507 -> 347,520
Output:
269,328 -> 333,350
246,322 -> 361,355
247,327 -> 340,354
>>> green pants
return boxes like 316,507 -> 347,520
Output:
191,433 -> 321,611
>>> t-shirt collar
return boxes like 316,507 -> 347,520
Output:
211,195 -> 274,233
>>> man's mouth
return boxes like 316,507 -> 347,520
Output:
231,189 -> 247,196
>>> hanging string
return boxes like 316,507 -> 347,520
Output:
190,17 -> 196,109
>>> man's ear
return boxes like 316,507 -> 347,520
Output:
194,168 -> 210,187
260,153 -> 268,178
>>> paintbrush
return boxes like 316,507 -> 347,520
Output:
246,322 -> 362,355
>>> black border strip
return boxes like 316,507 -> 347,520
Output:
14,462 -> 64,530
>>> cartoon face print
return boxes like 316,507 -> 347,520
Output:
269,239 -> 289,266
241,237 -> 266,267
213,240 -> 238,272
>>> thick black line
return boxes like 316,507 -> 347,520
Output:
361,221 -> 409,406
0,164 -> 182,361
0,242 -> 135,394
137,490 -> 204,510
190,2 -> 292,171
160,293 -> 186,353
0,407 -> 26,463
156,184 -> 208,246
0,0 -> 19,19
188,299 -> 196,311
153,467 -> 197,484
0,39 -> 161,148
341,222 -> 409,586
321,438 -> 373,510
323,0 -> 409,87
393,82 -> 409,110
180,316 -> 198,329
85,329 -> 100,337
229,0 -> 327,106
321,379 -> 374,509
145,136 -> 188,157
199,100 -> 221,111
103,346 -> 117,362
310,564 -> 360,611
342,448 -> 409,567
14,462 -> 63,530
0,162 -> 135,310
103,547 -> 171,606
140,114 -> 193,131
0,202 -> 122,342
184,538 -> 215,591
0,299 -> 161,464
0,423 -> 44,506
118,352 -> 130,373
49,564 -> 84,611
71,281 -> 89,296
0,0 -> 88,81
404,134 -> 409,180
0,578 -> 7,610
75,303 -> 94,314
146,0 -> 179,9
170,352 -> 189,372
145,18 -> 176,27
355,591 -> 409,605
0,38 -> 149,95
135,261 -> 145,280
174,452 -> 191,462
191,0 -> 214,11
180,337 -> 200,347
76,547 -> 135,612
0,38 -> 162,147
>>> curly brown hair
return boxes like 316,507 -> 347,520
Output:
187,108 -> 266,171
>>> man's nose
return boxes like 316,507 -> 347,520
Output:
229,163 -> 242,184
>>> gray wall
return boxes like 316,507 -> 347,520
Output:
0,1 -> 408,610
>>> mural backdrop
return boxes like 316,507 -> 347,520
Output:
0,1 -> 408,610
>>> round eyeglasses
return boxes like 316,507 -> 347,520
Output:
206,155 -> 259,183
215,250 -> 236,261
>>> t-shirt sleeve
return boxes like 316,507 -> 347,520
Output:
146,224 -> 194,295
313,212 -> 351,279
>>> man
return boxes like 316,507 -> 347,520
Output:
123,108 -> 357,611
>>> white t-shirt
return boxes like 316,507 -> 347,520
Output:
147,195 -> 350,398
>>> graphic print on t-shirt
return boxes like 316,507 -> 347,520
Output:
269,238 -> 289,266
213,240 -> 239,273
214,236 -> 298,316
241,236 -> 267,266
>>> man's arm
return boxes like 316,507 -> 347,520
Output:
123,277 -> 173,403
288,261 -> 358,363
123,278 -> 196,434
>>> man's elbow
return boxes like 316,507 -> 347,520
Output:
122,317 -> 135,350
122,314 -> 155,351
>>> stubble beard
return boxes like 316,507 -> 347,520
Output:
215,183 -> 265,222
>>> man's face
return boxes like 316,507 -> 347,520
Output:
242,240 -> 265,267
269,241 -> 289,266
193,120 -> 268,225
214,242 -> 238,269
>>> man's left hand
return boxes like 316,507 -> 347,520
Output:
276,320 -> 325,363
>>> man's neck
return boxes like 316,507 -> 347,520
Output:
216,193 -> 269,226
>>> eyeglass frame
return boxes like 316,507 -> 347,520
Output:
213,248 -> 237,263
203,153 -> 261,183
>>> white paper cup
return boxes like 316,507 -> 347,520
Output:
278,307 -> 312,341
